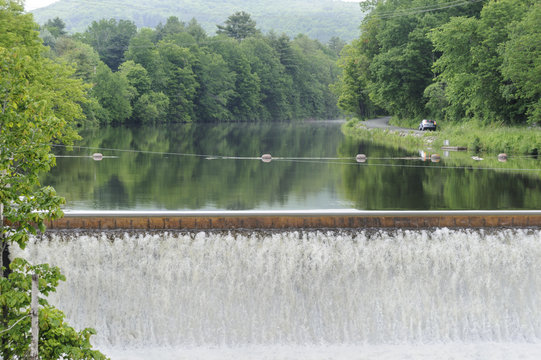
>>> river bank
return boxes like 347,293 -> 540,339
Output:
344,118 -> 541,156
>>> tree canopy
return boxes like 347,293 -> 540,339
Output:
43,13 -> 340,124
334,0 -> 540,126
0,1 -> 106,357
216,11 -> 259,41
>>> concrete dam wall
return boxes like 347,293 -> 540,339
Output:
46,210 -> 541,230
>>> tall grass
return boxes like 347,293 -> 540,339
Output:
434,121 -> 540,155
352,118 -> 540,155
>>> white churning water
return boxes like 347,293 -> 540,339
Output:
13,229 -> 541,359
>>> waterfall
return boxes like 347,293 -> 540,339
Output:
13,228 -> 541,359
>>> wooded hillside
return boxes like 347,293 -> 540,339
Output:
31,0 -> 364,42
40,12 -> 342,125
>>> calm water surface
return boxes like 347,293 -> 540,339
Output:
44,121 -> 541,210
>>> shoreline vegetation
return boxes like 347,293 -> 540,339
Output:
343,118 -> 541,156
39,11 -> 342,126
334,0 -> 540,154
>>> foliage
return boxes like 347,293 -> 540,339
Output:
53,37 -> 101,82
91,63 -> 134,124
334,0 -> 541,126
0,1 -> 106,357
1,0 -> 84,250
42,12 -> 340,125
0,258 -> 107,359
42,17 -> 67,38
191,48 -> 235,122
430,0 -> 534,124
216,11 -> 259,41
331,38 -> 380,119
499,1 -> 541,124
80,18 -> 137,71
333,0 -> 484,122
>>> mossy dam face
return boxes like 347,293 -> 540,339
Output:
47,210 -> 541,230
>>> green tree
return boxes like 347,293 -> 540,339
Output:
119,60 -> 169,123
81,18 -> 137,71
43,17 -> 66,38
290,35 -> 339,119
241,37 -> 290,120
327,36 -> 346,57
216,11 -> 259,41
125,28 -> 159,72
0,259 -> 107,359
54,37 -> 101,83
91,63 -> 134,124
500,1 -> 541,124
157,41 -> 198,122
208,36 -> 261,120
430,0 -> 532,124
154,16 -> 185,42
335,0 -> 485,123
191,48 -> 235,122
368,27 -> 433,119
0,1 -> 105,357
133,92 -> 170,123
186,18 -> 207,44
119,60 -> 151,97
331,38 -> 378,119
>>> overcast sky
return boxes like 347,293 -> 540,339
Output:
25,0 -> 59,11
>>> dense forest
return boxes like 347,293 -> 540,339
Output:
333,0 -> 540,126
31,0 -> 364,43
40,12 -> 342,125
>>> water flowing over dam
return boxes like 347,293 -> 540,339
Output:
14,228 -> 541,359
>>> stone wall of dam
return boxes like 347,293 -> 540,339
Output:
46,210 -> 541,230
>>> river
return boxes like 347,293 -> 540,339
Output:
44,121 -> 541,210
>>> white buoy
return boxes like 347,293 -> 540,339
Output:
356,154 -> 367,163
498,153 -> 508,162
261,154 -> 272,163
92,153 -> 103,161
430,154 -> 441,163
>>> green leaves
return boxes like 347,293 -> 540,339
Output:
81,18 -> 137,71
500,2 -> 541,124
336,0 -> 539,125
216,11 -> 259,41
0,259 -> 106,359
68,13 -> 339,124
1,3 -> 106,357
430,0 -> 535,124
91,63 -> 134,124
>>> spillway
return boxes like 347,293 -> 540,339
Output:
12,227 -> 541,359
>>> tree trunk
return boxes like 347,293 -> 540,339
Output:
30,274 -> 39,360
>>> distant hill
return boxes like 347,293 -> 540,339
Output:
31,0 -> 365,42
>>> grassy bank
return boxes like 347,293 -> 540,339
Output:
346,118 -> 541,155
431,122 -> 540,155
341,119 -> 427,152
